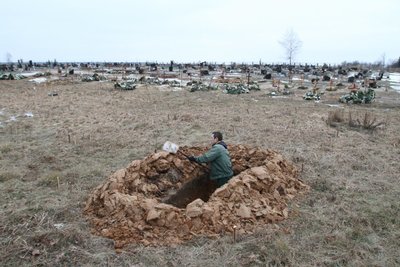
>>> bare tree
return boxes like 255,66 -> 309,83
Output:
381,53 -> 385,68
279,29 -> 302,66
5,52 -> 12,63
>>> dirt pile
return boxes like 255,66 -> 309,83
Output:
84,145 -> 309,248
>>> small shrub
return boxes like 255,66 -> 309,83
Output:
327,111 -> 385,132
348,111 -> 385,131
361,112 -> 386,130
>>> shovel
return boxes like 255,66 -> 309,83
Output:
162,141 -> 209,171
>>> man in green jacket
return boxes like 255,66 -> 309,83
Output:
188,132 -> 234,187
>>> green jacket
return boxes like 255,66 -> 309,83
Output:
195,142 -> 233,180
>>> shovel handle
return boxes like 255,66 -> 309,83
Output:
178,150 -> 209,171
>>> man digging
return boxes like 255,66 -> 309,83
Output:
188,131 -> 233,187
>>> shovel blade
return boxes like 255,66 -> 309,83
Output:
162,141 -> 179,154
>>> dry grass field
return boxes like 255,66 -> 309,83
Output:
1,77 -> 399,266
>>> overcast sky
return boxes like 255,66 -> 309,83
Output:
1,0 -> 399,64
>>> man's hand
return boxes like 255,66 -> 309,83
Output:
187,156 -> 196,162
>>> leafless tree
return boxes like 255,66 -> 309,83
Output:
279,29 -> 302,66
5,52 -> 12,63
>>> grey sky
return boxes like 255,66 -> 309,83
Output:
1,0 -> 399,64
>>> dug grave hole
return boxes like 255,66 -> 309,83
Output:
84,144 -> 309,248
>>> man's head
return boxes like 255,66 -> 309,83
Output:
211,131 -> 223,145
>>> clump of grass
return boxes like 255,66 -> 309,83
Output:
393,138 -> 400,148
233,116 -> 242,122
133,122 -> 149,130
191,123 -> 202,129
312,178 -> 333,192
0,143 -> 12,154
38,172 -> 62,187
41,154 -> 57,164
240,237 -> 293,266
0,172 -> 19,182
180,114 -> 193,122
325,109 -> 344,127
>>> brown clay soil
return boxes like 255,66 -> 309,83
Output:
84,145 -> 309,248
1,75 -> 400,266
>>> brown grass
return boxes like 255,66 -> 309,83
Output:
0,78 -> 400,266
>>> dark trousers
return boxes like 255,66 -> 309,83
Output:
214,176 -> 232,187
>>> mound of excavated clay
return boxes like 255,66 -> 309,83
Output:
84,145 -> 309,247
